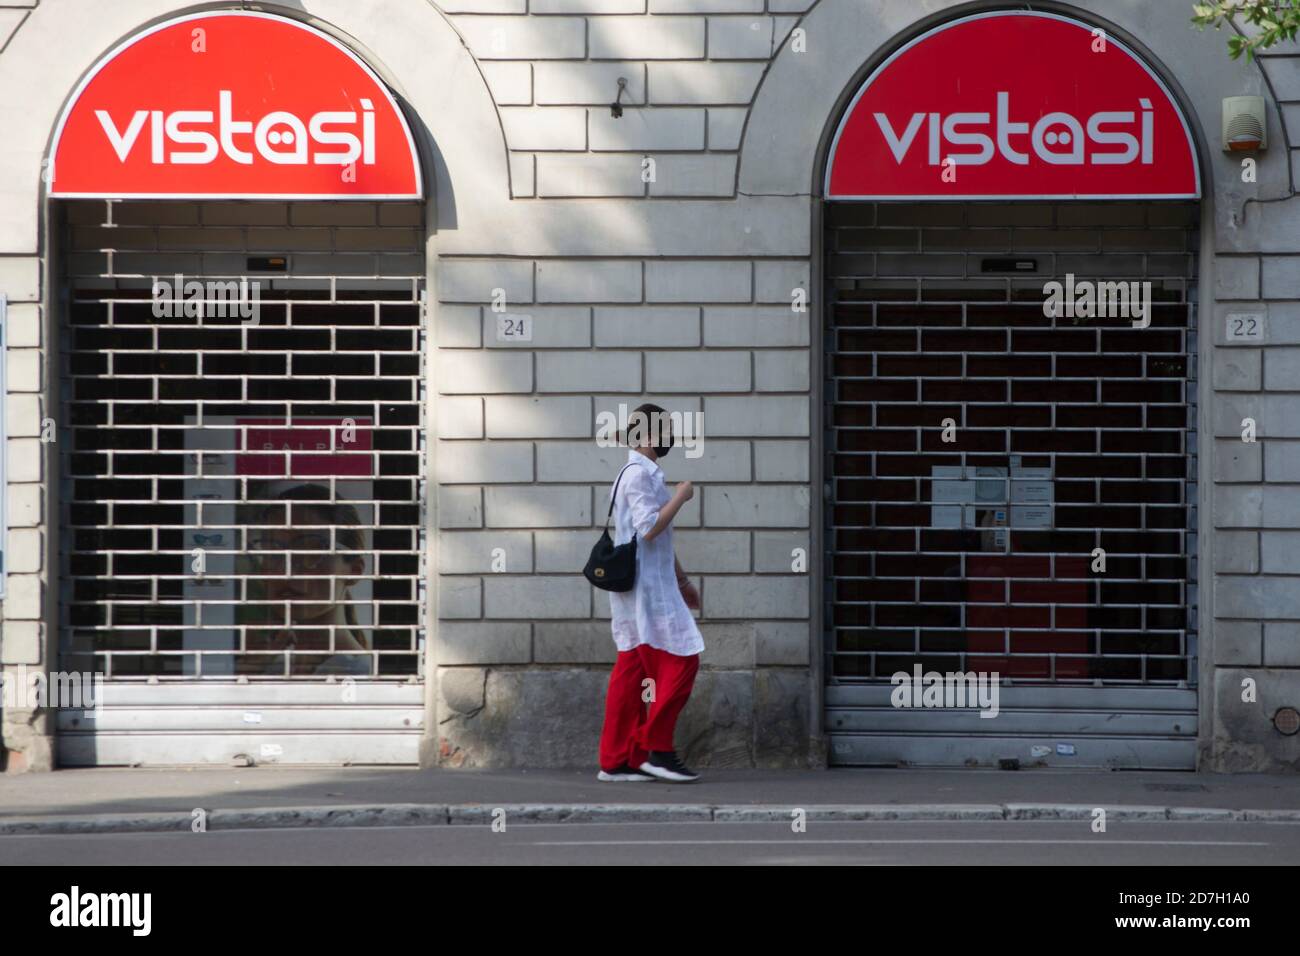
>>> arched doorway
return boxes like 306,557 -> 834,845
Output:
819,11 -> 1203,768
48,11 -> 430,765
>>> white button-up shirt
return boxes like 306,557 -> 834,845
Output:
607,449 -> 705,657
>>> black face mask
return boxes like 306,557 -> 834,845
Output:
654,441 -> 672,458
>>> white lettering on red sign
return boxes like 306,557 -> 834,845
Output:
49,11 -> 421,199
94,91 -> 377,167
873,93 -> 1155,167
825,12 -> 1199,200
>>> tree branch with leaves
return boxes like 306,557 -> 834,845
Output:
1193,1 -> 1300,60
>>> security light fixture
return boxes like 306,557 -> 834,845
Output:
1222,96 -> 1267,152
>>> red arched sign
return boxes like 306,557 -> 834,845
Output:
825,12 -> 1200,200
49,11 -> 422,200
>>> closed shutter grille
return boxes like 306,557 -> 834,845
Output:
824,201 -> 1198,687
60,200 -> 426,681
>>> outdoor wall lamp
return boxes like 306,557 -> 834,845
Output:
1223,96 -> 1267,151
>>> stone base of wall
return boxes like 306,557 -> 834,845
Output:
427,665 -> 818,769
1206,669 -> 1300,772
0,710 -> 54,773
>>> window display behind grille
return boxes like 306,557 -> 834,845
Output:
823,200 -> 1198,686
60,200 -> 426,679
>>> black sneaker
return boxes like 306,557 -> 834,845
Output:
597,763 -> 656,782
638,750 -> 700,783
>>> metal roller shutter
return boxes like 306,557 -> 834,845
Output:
823,201 -> 1199,769
57,200 -> 426,766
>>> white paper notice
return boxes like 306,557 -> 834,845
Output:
1012,505 -> 1053,528
1012,482 -> 1053,504
973,467 -> 1007,503
932,505 -> 963,529
933,481 -> 976,504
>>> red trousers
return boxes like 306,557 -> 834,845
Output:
598,644 -> 699,771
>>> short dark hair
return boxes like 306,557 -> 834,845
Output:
624,402 -> 672,447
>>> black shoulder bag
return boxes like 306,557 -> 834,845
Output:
584,463 -> 638,592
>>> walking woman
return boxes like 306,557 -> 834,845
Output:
597,403 -> 704,783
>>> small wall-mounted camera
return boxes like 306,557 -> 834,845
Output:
1222,95 -> 1267,152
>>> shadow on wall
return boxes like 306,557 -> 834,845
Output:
57,1 -> 811,771
437,664 -> 811,769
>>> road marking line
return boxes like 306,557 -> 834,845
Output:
531,839 -> 1269,847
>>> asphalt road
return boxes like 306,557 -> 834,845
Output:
2,820 -> 1297,865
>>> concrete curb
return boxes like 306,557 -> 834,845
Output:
2,802 -> 1299,835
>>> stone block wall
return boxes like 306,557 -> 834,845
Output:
1,0 -> 1299,771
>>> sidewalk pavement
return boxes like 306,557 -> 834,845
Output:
1,766 -> 1299,834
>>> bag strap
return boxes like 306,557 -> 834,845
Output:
604,462 -> 637,531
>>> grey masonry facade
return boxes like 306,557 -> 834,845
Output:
0,0 -> 1299,772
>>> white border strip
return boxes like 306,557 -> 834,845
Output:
46,10 -> 424,201
823,10 -> 1203,202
